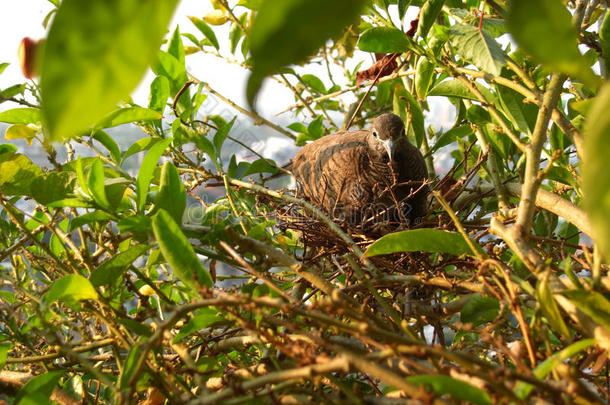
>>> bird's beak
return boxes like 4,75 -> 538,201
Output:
381,139 -> 395,159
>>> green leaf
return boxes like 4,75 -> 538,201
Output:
136,138 -> 172,212
87,159 -> 111,210
357,27 -> 411,53
156,161 -> 186,224
583,83 -> 610,260
0,144 -> 17,156
92,130 -> 121,163
449,24 -> 506,76
301,74 -> 326,94
152,51 -> 187,92
398,0 -> 411,21
188,16 -> 220,50
40,0 -> 180,140
416,0 -> 446,39
460,295 -> 500,326
0,63 -> 8,75
152,209 -> 213,290
213,117 -> 236,158
248,0 -> 367,106
96,107 -> 162,129
31,171 -> 77,205
431,125 -> 473,152
407,375 -> 491,405
0,108 -> 40,124
536,274 -> 571,341
495,84 -> 538,135
173,308 -> 222,342
506,0 -> 597,87
123,137 -> 158,161
167,25 -> 185,65
599,12 -> 610,75
0,343 -> 10,370
149,76 -> 171,113
69,210 -> 115,231
90,244 -> 149,286
44,274 -> 98,304
415,57 -> 436,100
394,86 -> 425,148
14,371 -> 63,405
365,228 -> 482,257
0,154 -> 43,197
561,290 -> 610,332
119,345 -> 143,390
4,124 -> 37,145
429,79 -> 496,102
514,339 -> 594,399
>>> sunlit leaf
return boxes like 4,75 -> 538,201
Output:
136,138 -> 172,212
96,107 -> 162,129
583,83 -> 610,257
0,108 -> 41,125
365,229 -> 482,257
407,374 -> 492,405
156,161 -> 186,224
449,24 -> 506,76
87,159 -> 111,210
90,244 -> 150,286
188,16 -> 220,50
14,371 -> 63,405
44,274 -> 98,304
4,124 -> 37,145
152,209 -> 213,291
358,27 -> 411,53
507,0 -> 597,86
416,0 -> 446,39
40,0 -> 180,140
514,339 -> 594,399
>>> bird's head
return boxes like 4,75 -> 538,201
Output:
371,113 -> 405,159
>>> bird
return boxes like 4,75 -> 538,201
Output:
292,113 -> 429,234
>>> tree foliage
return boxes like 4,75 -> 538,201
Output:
0,0 -> 609,403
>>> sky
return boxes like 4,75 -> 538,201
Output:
0,0 -> 455,173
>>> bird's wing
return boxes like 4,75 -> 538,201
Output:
293,131 -> 372,213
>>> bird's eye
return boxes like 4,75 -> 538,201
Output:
372,130 -> 378,138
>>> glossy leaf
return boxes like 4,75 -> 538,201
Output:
40,0 -> 180,140
92,130 -> 121,163
156,161 -> 186,224
152,209 -> 213,291
507,0 -> 597,86
14,371 -> 63,405
87,159 -> 111,210
188,16 -> 220,50
136,138 -> 172,212
535,274 -> 571,341
90,244 -> 150,286
96,107 -> 162,129
149,76 -> 171,113
358,27 -> 411,53
119,345 -> 143,390
31,171 -> 77,205
4,124 -> 37,145
247,0 -> 367,106
173,308 -> 222,342
44,274 -> 98,304
407,374 -> 491,405
583,83 -> 610,258
449,24 -> 506,76
561,290 -> 610,332
514,339 -> 594,399
365,228 -> 482,257
416,0 -> 446,39
213,117 -> 236,158
0,108 -> 40,125
429,79 -> 496,102
496,84 -> 538,135
415,57 -> 435,100
0,153 -> 43,197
